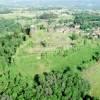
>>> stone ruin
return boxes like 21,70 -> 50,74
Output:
24,25 -> 36,37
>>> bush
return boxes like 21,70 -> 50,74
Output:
69,33 -> 78,40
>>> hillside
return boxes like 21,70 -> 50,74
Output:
0,4 -> 100,100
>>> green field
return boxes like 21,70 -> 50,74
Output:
83,62 -> 100,97
11,37 -> 100,77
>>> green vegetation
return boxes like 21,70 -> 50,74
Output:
0,7 -> 100,99
83,62 -> 100,97
0,70 -> 33,100
0,19 -> 22,35
38,13 -> 58,20
14,38 -> 100,75
69,33 -> 78,40
0,33 -> 26,67
0,68 -> 93,100
74,13 -> 100,31
33,68 -> 91,100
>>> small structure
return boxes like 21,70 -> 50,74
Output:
92,27 -> 100,38
30,25 -> 36,37
75,25 -> 80,29
25,25 -> 36,37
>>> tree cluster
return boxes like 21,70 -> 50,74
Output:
74,13 -> 100,31
33,68 -> 91,100
0,33 -> 26,66
0,68 -> 95,100
38,13 -> 58,20
0,19 -> 22,35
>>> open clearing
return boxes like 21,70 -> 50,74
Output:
12,37 -> 99,77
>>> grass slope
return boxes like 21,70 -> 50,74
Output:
12,38 -> 99,77
83,62 -> 100,97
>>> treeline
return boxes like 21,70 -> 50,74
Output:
37,13 -> 58,20
0,19 -> 27,67
0,33 -> 26,67
0,68 -> 98,100
0,19 -> 22,35
74,13 -> 100,31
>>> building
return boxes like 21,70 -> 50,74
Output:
30,25 -> 36,37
